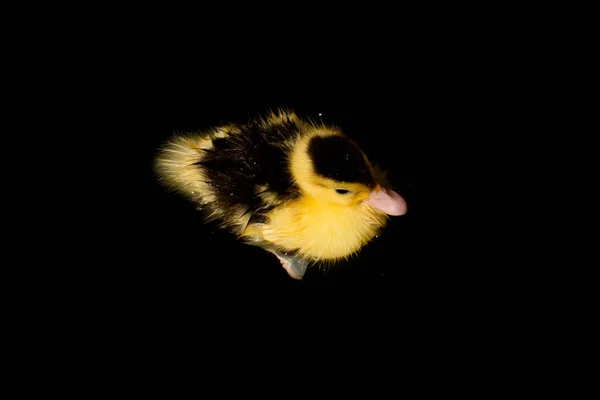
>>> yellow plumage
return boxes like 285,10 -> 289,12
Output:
242,196 -> 386,261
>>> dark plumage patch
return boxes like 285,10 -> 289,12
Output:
194,118 -> 301,219
308,135 -> 376,187
248,213 -> 270,224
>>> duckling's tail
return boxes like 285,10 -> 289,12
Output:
154,133 -> 214,202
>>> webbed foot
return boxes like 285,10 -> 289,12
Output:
266,249 -> 308,280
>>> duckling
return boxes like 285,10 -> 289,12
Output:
154,110 -> 407,279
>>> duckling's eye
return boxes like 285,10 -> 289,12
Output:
335,189 -> 351,194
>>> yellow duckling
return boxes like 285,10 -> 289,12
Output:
154,110 -> 407,279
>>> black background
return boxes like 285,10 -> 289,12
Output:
17,10 -> 549,375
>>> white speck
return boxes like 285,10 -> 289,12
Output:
230,193 -> 234,196
318,113 -> 322,116
191,191 -> 195,194
196,206 -> 203,211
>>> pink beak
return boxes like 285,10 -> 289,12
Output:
364,186 -> 407,216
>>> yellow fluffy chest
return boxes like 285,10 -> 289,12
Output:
254,197 -> 387,260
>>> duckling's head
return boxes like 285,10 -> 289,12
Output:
289,130 -> 407,215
